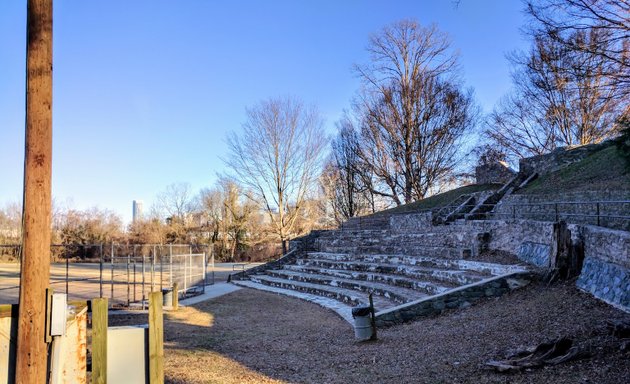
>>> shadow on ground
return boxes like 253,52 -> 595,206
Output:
112,281 -> 630,384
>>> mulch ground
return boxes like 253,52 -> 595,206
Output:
110,280 -> 630,383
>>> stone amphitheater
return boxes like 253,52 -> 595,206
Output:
232,142 -> 630,326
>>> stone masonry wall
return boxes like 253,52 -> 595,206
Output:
389,212 -> 433,232
493,191 -> 630,231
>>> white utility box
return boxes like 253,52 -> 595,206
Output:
107,325 -> 149,384
50,293 -> 67,336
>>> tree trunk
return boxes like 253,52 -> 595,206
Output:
281,238 -> 288,255
16,1 -> 53,383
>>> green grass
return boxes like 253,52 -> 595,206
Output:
520,144 -> 630,195
374,183 -> 502,216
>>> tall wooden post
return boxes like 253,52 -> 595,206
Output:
16,1 -> 53,383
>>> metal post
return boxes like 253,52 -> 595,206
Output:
142,255 -> 146,310
126,255 -> 130,306
169,244 -> 173,287
203,252 -> 207,293
159,245 -> 163,291
151,247 -> 155,293
596,202 -> 601,226
211,249 -> 215,285
184,254 -> 188,297
133,258 -> 137,302
99,243 -> 103,298
65,249 -> 69,296
555,203 -> 559,222
110,243 -> 114,301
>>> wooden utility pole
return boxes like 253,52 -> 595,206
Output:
16,0 -> 53,383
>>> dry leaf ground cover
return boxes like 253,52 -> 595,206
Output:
111,280 -> 630,383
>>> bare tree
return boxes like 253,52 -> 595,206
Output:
486,28 -> 626,159
225,96 -> 326,253
54,207 -> 123,245
354,20 -> 477,205
0,202 -> 22,244
321,117 -> 374,224
154,182 -> 196,243
525,0 -> 629,97
156,182 -> 195,223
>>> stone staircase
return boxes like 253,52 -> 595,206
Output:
232,228 -> 530,325
465,172 -> 535,220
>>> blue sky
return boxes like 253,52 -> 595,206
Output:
0,0 -> 529,223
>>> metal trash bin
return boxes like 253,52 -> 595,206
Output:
162,289 -> 173,306
352,304 -> 373,341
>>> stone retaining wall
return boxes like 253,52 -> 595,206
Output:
493,192 -> 630,231
375,272 -> 532,326
389,212 -> 433,232
577,258 -> 630,311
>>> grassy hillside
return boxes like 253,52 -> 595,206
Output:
520,144 -> 630,195
374,183 -> 501,216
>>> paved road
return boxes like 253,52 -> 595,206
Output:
0,262 -> 262,304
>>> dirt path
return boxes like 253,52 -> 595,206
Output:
111,280 -> 630,383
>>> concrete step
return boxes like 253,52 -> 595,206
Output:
265,269 -> 424,304
282,264 -> 452,295
249,274 -> 395,311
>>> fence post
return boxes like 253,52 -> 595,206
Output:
99,244 -> 103,298
159,245 -> 163,291
133,258 -> 137,303
92,298 -> 108,384
149,291 -> 164,384
169,244 -> 173,287
110,244 -> 114,301
151,247 -> 155,293
66,250 -> 69,296
555,203 -> 559,222
596,202 -> 600,226
126,255 -> 130,306
203,252 -> 206,293
184,254 -> 188,296
142,255 -> 146,310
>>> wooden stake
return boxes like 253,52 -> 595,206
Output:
91,298 -> 108,384
369,293 -> 377,341
16,1 -> 53,383
149,291 -> 164,384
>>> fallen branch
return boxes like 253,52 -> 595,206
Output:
486,337 -> 590,373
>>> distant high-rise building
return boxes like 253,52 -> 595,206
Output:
132,200 -> 144,222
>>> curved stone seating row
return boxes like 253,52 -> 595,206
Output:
233,250 -> 529,323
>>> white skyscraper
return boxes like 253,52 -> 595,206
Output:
132,200 -> 144,222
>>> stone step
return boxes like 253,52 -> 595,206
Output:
316,245 -> 463,258
305,252 -> 523,276
295,258 -> 484,287
265,269 -> 423,304
249,274 -> 395,311
282,264 -> 452,295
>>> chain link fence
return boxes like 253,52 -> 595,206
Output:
0,243 -> 213,308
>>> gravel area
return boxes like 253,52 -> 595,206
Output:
110,280 -> 630,383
